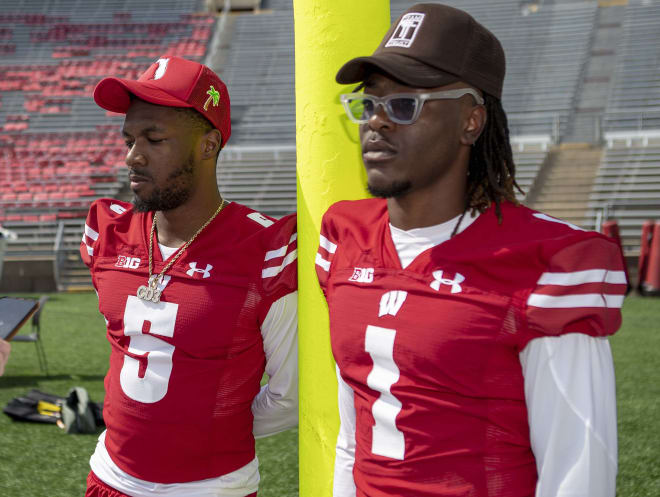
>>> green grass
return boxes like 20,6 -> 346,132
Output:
0,293 -> 659,496
610,297 -> 660,497
0,292 -> 297,497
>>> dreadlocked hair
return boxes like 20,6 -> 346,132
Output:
465,93 -> 523,222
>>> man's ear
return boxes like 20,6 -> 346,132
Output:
461,104 -> 487,146
201,129 -> 222,159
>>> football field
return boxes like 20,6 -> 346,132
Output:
0,292 -> 657,496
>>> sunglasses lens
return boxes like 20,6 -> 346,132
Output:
389,97 -> 417,123
346,97 -> 374,122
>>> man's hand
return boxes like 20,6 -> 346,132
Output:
0,339 -> 11,376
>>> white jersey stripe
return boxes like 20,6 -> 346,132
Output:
527,293 -> 624,309
86,244 -> 94,256
315,253 -> 331,272
532,213 -> 585,231
537,270 -> 627,286
264,233 -> 298,262
320,234 -> 337,254
265,246 -> 287,261
262,249 -> 297,278
85,224 -> 99,241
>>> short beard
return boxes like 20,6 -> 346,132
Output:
367,180 -> 411,198
133,155 -> 195,212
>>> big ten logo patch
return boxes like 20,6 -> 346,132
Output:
349,267 -> 374,283
116,255 -> 141,269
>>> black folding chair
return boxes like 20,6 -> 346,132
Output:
12,295 -> 49,375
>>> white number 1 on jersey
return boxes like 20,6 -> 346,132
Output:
365,325 -> 405,460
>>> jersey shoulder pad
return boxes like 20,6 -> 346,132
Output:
258,212 -> 298,300
524,233 -> 628,343
81,198 -> 136,266
316,199 -> 387,291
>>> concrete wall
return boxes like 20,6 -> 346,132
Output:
0,259 -> 56,293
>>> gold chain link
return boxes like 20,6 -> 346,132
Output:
147,199 -> 227,288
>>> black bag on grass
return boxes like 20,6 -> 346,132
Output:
3,387 -> 104,433
3,389 -> 64,424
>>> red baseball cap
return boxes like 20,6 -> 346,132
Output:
93,55 -> 231,147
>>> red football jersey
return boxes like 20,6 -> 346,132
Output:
316,199 -> 627,497
81,199 -> 297,483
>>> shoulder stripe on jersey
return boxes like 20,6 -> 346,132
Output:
527,293 -> 624,309
532,213 -> 585,231
85,224 -> 99,241
110,203 -> 127,215
265,233 -> 298,261
320,234 -> 337,253
82,224 -> 98,257
262,249 -> 297,278
537,270 -> 627,286
247,212 -> 275,227
315,253 -> 331,272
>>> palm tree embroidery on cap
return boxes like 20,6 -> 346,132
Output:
204,86 -> 220,111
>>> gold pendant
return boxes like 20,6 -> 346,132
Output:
137,276 -> 162,303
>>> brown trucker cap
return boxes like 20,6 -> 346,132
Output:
336,3 -> 506,99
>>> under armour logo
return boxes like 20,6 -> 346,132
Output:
186,262 -> 213,278
430,270 -> 465,294
349,267 -> 374,283
385,13 -> 425,48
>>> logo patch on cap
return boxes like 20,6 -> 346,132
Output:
204,85 -> 220,111
385,13 -> 425,49
152,58 -> 169,80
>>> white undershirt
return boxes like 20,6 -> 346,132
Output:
90,244 -> 299,497
334,212 -> 618,497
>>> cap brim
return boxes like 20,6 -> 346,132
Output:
93,77 -> 193,114
336,53 -> 460,88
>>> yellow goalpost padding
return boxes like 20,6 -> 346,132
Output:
294,1 -> 390,496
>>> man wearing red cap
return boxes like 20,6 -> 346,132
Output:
82,56 -> 298,496
316,4 -> 625,497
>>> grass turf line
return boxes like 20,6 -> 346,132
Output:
0,292 -> 658,496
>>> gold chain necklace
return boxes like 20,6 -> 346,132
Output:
136,199 -> 227,303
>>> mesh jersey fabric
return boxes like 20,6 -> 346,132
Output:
81,198 -> 297,483
315,198 -> 626,497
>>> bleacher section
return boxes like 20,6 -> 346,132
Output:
0,0 -> 213,290
0,129 -> 124,223
221,11 -> 294,145
602,0 -> 660,133
586,142 -> 660,254
217,145 -> 296,218
586,0 -> 660,256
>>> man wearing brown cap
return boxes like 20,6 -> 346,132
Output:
315,4 -> 624,496
81,55 -> 298,496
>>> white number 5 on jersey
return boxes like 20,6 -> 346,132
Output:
120,296 -> 179,403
